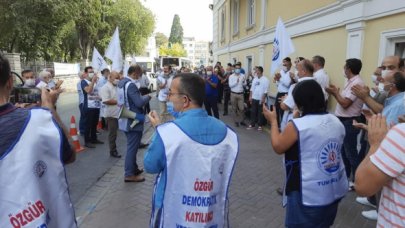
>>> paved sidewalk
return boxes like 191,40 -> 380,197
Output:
76,110 -> 377,228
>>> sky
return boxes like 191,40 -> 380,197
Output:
141,0 -> 213,41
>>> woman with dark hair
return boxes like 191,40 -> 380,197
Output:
263,80 -> 348,227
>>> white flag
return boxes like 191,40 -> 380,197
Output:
91,47 -> 108,72
123,60 -> 130,78
270,17 -> 295,75
131,56 -> 137,64
105,27 -> 123,72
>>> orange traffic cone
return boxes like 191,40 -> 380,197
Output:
70,116 -> 85,153
97,117 -> 102,131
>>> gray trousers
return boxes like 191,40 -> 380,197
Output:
106,117 -> 118,154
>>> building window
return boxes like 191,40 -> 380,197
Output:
232,0 -> 239,35
247,0 -> 255,27
221,9 -> 226,41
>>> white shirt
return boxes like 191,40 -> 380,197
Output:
250,75 -> 269,102
283,77 -> 314,109
314,68 -> 330,100
99,81 -> 120,118
157,75 -> 168,102
229,73 -> 246,93
139,74 -> 150,88
277,70 -> 291,93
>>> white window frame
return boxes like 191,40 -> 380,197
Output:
232,0 -> 239,36
245,55 -> 254,75
247,0 -> 255,29
221,8 -> 226,42
379,28 -> 405,65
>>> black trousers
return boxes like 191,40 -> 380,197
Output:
275,92 -> 287,128
223,87 -> 230,114
83,108 -> 100,143
204,95 -> 219,119
250,99 -> 265,126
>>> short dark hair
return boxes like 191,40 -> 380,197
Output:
293,80 -> 326,116
0,54 -> 11,87
393,71 -> 405,92
163,64 -> 172,70
22,69 -> 33,77
227,63 -> 232,67
128,64 -> 142,76
101,68 -> 110,74
301,60 -> 314,75
283,57 -> 291,63
345,58 -> 362,75
216,61 -> 222,66
174,73 -> 205,106
84,66 -> 93,73
312,55 -> 325,67
257,66 -> 263,73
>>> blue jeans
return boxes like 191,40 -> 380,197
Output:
339,118 -> 360,180
124,131 -> 143,177
79,103 -> 85,134
285,191 -> 339,228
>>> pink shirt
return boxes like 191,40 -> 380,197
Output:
370,124 -> 405,228
334,75 -> 365,117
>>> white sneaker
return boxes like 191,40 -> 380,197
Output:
361,210 -> 378,220
356,197 -> 376,208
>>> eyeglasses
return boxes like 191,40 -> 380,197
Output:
168,92 -> 186,97
168,92 -> 191,101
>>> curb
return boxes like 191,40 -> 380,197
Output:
75,122 -> 155,226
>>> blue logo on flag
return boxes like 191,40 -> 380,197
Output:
272,39 -> 280,61
318,141 -> 341,175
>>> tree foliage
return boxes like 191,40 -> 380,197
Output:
0,0 -> 155,62
155,32 -> 168,49
168,14 -> 184,45
159,43 -> 186,57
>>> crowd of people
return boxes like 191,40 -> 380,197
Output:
1,50 -> 404,227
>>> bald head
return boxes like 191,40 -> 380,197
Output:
382,56 -> 401,71
297,59 -> 314,78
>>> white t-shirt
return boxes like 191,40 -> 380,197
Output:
250,76 -> 269,102
370,124 -> 405,228
314,68 -> 330,100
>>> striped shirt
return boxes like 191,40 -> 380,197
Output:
370,123 -> 405,228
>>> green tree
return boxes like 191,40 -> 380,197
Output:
159,43 -> 186,57
105,0 -> 155,56
155,32 -> 168,49
0,0 -> 80,61
168,14 -> 183,45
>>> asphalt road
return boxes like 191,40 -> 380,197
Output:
58,92 -> 134,204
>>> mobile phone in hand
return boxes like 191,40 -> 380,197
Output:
265,96 -> 273,110
10,87 -> 41,104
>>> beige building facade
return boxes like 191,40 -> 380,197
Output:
212,0 -> 405,108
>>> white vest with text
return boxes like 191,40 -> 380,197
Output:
292,114 -> 348,206
155,122 -> 238,228
0,109 -> 76,228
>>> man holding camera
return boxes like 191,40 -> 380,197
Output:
0,54 -> 77,227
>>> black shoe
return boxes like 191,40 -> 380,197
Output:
84,143 -> 95,148
110,152 -> 122,158
134,168 -> 144,176
240,122 -> 247,126
91,140 -> 104,144
139,143 -> 149,149
235,122 -> 240,127
223,112 -> 228,116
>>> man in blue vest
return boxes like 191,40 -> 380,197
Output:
0,54 -> 77,227
145,73 -> 239,227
